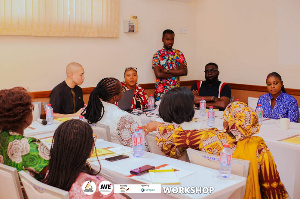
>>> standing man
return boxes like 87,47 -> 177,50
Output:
191,62 -> 231,111
152,29 -> 188,101
50,62 -> 85,118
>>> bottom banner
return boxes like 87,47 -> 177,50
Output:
114,184 -> 162,193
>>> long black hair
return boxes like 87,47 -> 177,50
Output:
159,87 -> 195,124
266,72 -> 286,93
44,119 -> 100,191
83,77 -> 121,124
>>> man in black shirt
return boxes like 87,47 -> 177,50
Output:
50,62 -> 85,118
191,62 -> 231,110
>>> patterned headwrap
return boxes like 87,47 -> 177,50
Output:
223,101 -> 261,143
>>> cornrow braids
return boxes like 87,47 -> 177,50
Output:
44,120 -> 100,191
83,77 -> 121,124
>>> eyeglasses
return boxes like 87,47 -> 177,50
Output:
125,67 -> 137,72
204,69 -> 218,74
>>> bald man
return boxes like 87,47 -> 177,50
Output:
50,62 -> 85,118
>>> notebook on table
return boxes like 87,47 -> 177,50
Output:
118,89 -> 134,112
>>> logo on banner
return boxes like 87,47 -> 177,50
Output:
99,181 -> 113,195
81,181 -> 96,195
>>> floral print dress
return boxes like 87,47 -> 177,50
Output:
152,48 -> 187,101
0,130 -> 50,180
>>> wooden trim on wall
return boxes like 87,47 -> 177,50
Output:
29,80 -> 300,98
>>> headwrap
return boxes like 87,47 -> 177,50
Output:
223,101 -> 260,144
199,101 -> 261,155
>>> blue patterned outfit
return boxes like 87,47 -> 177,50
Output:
257,92 -> 299,122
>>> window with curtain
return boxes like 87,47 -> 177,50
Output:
0,0 -> 119,37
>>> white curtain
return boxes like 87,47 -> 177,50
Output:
0,0 -> 119,37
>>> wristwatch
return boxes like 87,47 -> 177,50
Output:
166,69 -> 170,74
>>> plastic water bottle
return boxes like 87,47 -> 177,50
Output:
79,115 -> 85,121
199,98 -> 206,117
207,106 -> 215,127
148,95 -> 155,110
46,104 -> 53,125
138,127 -> 147,151
256,104 -> 263,124
132,128 -> 144,157
219,144 -> 232,178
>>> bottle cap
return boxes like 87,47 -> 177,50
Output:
201,97 -> 204,99
79,115 -> 83,119
209,106 -> 213,108
236,99 -> 240,101
47,104 -> 51,106
223,144 -> 229,148
258,104 -> 262,106
150,94 -> 153,97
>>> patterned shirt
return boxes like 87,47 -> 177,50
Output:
152,48 -> 187,101
0,130 -> 50,180
121,82 -> 148,110
257,92 -> 299,122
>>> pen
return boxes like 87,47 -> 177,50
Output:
149,169 -> 175,172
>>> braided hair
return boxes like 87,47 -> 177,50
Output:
44,119 -> 100,191
83,77 -> 121,124
266,72 -> 286,93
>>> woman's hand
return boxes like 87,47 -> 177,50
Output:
143,121 -> 163,135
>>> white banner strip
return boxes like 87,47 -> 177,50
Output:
114,184 -> 162,193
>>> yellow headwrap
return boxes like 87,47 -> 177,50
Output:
223,101 -> 261,144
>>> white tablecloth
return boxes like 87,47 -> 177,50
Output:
25,112 -> 300,198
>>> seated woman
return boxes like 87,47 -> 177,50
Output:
0,87 -> 49,180
122,67 -> 148,111
144,88 -> 289,198
44,120 -> 125,199
83,77 -> 142,147
257,72 -> 299,122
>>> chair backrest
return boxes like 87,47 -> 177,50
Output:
32,101 -> 42,121
187,148 -> 250,199
0,163 -> 24,199
248,97 -> 259,110
146,131 -> 188,161
93,124 -> 111,142
19,171 -> 69,199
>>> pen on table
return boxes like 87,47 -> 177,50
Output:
149,169 -> 175,172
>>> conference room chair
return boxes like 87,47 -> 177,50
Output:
248,97 -> 259,110
32,101 -> 42,121
146,131 -> 188,162
93,124 -> 112,142
186,148 -> 250,199
0,163 -> 24,199
19,171 -> 69,199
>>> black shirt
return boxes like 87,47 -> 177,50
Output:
191,80 -> 231,99
50,81 -> 84,114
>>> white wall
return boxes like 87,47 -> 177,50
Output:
0,0 -> 197,91
196,0 -> 300,89
2,0 -> 300,91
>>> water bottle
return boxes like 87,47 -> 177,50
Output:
132,128 -> 144,157
219,144 -> 232,178
79,115 -> 85,121
148,95 -> 155,110
46,104 -> 53,125
199,98 -> 206,117
138,127 -> 147,151
207,106 -> 215,127
256,104 -> 263,124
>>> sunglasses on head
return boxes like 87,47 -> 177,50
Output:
125,67 -> 137,72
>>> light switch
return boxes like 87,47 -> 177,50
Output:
178,27 -> 187,34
